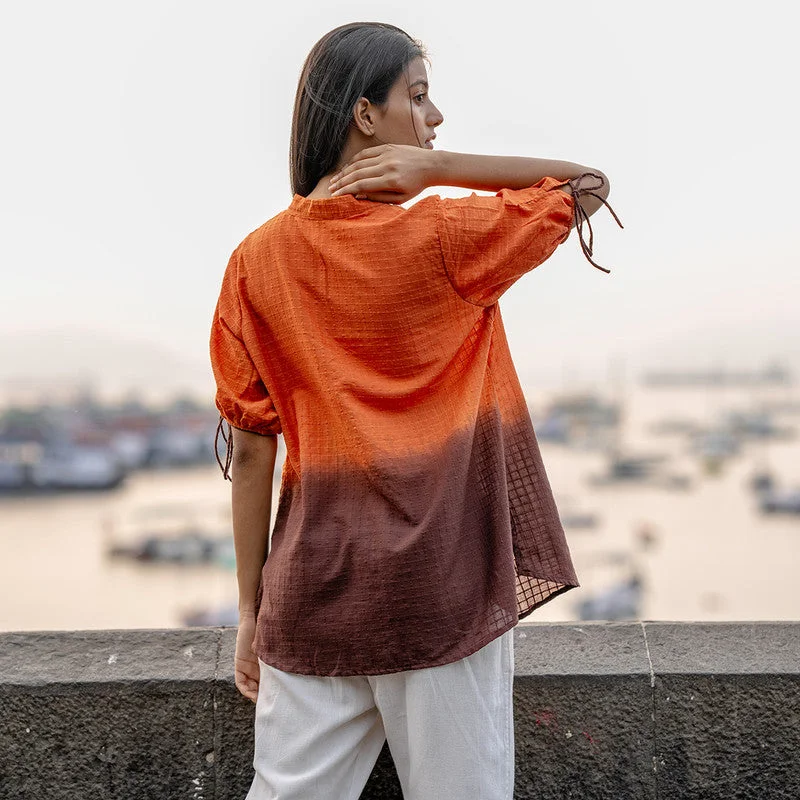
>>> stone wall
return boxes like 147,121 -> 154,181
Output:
1,622 -> 798,799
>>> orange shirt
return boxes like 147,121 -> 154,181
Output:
211,176 -> 580,676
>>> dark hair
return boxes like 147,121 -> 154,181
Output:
290,22 -> 428,197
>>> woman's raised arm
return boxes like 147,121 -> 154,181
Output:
432,151 -> 610,220
329,145 -> 609,219
329,145 -> 622,273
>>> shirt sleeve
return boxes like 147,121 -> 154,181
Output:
435,176 -> 574,306
209,247 -> 282,436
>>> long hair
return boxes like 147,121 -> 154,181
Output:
290,22 -> 428,197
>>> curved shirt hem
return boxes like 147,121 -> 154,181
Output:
517,582 -> 579,622
251,581 -> 580,677
252,618 -> 520,678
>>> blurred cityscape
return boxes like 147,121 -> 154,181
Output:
1,361 -> 799,632
0,391 -> 220,493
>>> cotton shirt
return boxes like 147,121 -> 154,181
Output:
210,176 -> 581,676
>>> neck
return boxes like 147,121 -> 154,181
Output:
305,133 -> 375,199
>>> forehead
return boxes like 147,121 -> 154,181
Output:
396,57 -> 429,91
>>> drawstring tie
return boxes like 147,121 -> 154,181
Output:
553,172 -> 624,274
215,415 -> 233,481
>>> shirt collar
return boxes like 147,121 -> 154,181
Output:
288,193 -> 384,220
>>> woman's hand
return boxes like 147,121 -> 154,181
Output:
234,611 -> 260,703
329,144 -> 439,204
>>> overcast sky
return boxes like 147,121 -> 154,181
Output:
1,1 -> 798,397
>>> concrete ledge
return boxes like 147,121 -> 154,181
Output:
1,622 -> 798,799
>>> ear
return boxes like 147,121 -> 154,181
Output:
352,97 -> 375,137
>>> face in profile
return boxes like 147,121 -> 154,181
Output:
367,56 -> 444,149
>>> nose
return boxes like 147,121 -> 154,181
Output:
429,102 -> 444,128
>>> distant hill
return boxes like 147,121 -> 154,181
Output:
0,328 -> 214,404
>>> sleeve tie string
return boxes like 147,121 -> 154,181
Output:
214,415 -> 234,481
555,172 -> 624,274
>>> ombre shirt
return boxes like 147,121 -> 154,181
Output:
210,176 -> 581,676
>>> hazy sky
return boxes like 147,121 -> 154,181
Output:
1,1 -> 798,396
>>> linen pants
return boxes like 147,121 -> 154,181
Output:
245,629 -> 515,800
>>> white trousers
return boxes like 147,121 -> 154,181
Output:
245,629 -> 515,800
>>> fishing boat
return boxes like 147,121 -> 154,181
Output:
181,604 -> 239,627
577,573 -> 644,621
555,494 -> 600,530
532,391 -> 620,449
759,488 -> 800,515
589,450 -> 691,490
0,441 -> 125,493
104,503 -> 235,566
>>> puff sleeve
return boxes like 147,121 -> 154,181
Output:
210,248 -> 282,438
436,176 -> 575,306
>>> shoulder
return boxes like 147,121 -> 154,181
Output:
234,207 -> 294,260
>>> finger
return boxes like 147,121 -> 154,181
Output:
360,192 -> 410,204
238,665 -> 260,687
331,163 -> 386,189
236,658 -> 260,683
235,674 -> 259,703
342,144 -> 392,167
333,153 -> 384,175
331,169 -> 388,196
332,147 -> 394,182
329,158 -> 384,188
332,175 -> 403,197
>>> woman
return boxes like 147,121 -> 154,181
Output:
210,21 -> 620,800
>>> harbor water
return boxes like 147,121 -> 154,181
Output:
1,382 -> 798,632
